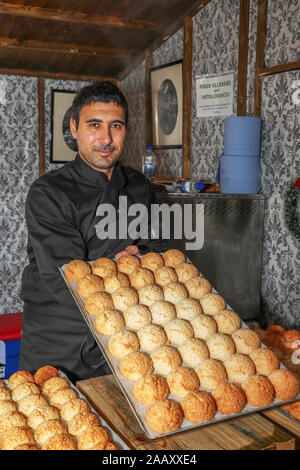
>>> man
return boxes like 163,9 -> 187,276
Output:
19,81 -> 167,383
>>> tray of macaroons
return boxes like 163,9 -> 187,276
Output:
59,249 -> 300,439
0,365 -> 129,450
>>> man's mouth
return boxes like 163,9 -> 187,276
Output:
94,146 -> 116,157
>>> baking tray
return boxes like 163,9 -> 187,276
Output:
59,261 -> 300,440
275,406 -> 300,426
2,369 -> 130,450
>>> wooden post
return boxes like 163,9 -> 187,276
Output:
254,0 -> 268,117
237,0 -> 250,116
145,50 -> 153,147
38,76 -> 45,176
182,16 -> 193,179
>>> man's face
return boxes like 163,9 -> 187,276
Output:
70,101 -> 126,177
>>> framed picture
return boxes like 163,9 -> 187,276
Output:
50,89 -> 78,163
150,60 -> 183,148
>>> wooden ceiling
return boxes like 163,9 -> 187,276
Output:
0,0 -> 209,81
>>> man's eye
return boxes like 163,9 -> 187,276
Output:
89,123 -> 99,128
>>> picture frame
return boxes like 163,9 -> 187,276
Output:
150,60 -> 183,149
50,89 -> 78,163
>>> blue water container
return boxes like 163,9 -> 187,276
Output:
0,313 -> 22,379
219,154 -> 261,194
224,116 -> 262,156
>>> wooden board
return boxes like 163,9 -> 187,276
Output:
76,374 -> 296,450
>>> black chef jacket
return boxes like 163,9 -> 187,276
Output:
19,154 -> 168,383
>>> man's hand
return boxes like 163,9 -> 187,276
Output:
114,245 -> 140,260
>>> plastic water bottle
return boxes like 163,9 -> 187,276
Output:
142,145 -> 156,180
173,180 -> 205,193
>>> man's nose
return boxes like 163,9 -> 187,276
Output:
98,125 -> 112,144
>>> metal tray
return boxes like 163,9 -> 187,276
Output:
59,261 -> 300,440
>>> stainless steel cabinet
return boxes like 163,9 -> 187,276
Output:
155,192 -> 265,324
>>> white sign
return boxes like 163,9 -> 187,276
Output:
196,72 -> 234,117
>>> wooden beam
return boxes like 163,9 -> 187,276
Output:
254,0 -> 268,117
0,67 -> 118,83
0,1 -> 159,31
38,77 -> 45,177
145,51 -> 153,147
0,36 -> 135,58
182,16 -> 193,179
118,0 -> 212,81
258,60 -> 300,77
237,0 -> 250,116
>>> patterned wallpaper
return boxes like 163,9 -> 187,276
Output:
0,0 -> 299,330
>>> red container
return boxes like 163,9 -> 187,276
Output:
0,313 -> 23,379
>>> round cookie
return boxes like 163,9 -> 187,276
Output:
92,257 -> 117,278
175,298 -> 202,321
103,272 -> 130,294
108,330 -> 140,359
42,432 -> 77,450
232,328 -> 261,355
77,274 -> 105,298
178,338 -> 209,368
0,388 -> 11,400
34,365 -> 59,386
185,276 -> 212,300
249,347 -> 280,376
49,387 -> 79,410
242,375 -> 275,407
65,259 -> 91,282
195,359 -> 228,390
145,399 -> 184,434
60,398 -> 91,423
191,314 -> 218,341
112,286 -> 139,311
206,333 -> 236,362
140,252 -> 165,272
149,301 -> 176,325
224,353 -> 256,384
7,370 -> 35,390
34,419 -> 67,446
154,266 -> 178,286
0,410 -> 27,434
268,369 -> 300,401
212,382 -> 247,415
200,293 -> 227,316
0,426 -> 36,450
119,351 -> 154,381
162,249 -> 186,268
181,390 -> 217,423
133,374 -> 170,406
42,376 -> 70,397
18,394 -> 48,417
174,262 -> 199,283
167,367 -> 200,398
85,291 -> 114,316
95,309 -> 125,336
214,310 -> 241,335
163,282 -> 188,304
164,319 -> 194,346
123,304 -> 152,330
137,323 -> 167,352
290,402 -> 300,421
77,426 -> 110,450
129,267 -> 155,289
116,254 -> 141,275
68,412 -> 100,436
0,400 -> 17,417
28,405 -> 61,430
150,345 -> 182,376
12,382 -> 41,402
138,284 -> 164,307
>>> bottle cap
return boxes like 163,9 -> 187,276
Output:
196,182 -> 205,191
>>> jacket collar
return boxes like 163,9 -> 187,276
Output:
72,153 -> 126,189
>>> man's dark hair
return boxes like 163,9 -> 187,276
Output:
71,80 -> 128,128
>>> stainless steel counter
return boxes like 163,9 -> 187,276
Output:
155,192 -> 265,324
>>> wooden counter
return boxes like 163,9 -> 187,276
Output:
76,374 -> 300,450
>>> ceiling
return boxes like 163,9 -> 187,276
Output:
0,0 -> 209,81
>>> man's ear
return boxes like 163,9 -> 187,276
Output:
70,117 -> 77,139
